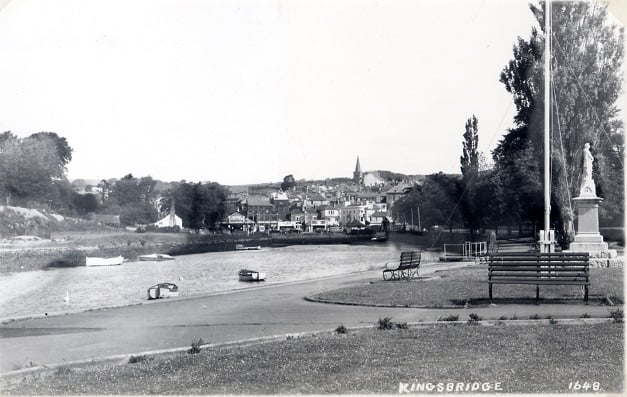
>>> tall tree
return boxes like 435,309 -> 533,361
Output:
460,115 -> 480,184
495,1 -> 624,244
460,115 -> 480,236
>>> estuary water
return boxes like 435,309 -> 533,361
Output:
0,242 -> 437,320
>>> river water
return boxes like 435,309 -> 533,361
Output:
0,242 -> 437,320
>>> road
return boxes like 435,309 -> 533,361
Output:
0,261 -> 614,374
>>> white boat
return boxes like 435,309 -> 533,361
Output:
85,256 -> 124,267
138,253 -> 175,261
235,244 -> 262,251
238,269 -> 266,282
147,282 -> 179,299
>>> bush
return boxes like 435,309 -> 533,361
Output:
55,366 -> 71,375
437,315 -> 459,322
335,324 -> 347,334
609,309 -> 623,323
529,314 -> 541,320
137,225 -> 181,233
579,313 -> 591,318
498,315 -> 508,321
467,313 -> 482,325
396,322 -> 409,329
128,355 -> 149,364
377,317 -> 394,330
188,338 -> 206,354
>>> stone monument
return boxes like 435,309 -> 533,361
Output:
569,143 -> 608,253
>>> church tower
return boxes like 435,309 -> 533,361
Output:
353,156 -> 363,185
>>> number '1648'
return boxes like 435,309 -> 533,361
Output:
568,381 -> 601,391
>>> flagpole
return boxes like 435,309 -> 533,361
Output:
542,0 -> 553,251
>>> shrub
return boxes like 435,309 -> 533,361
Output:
511,314 -> 518,320
579,313 -> 591,318
396,322 -> 408,329
609,309 -> 623,323
335,324 -> 347,334
467,313 -> 482,325
378,317 -> 394,330
55,366 -> 71,375
188,338 -> 206,354
437,315 -> 459,322
529,314 -> 541,320
549,318 -> 558,325
128,355 -> 148,364
498,315 -> 508,321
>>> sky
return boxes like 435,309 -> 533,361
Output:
0,0 -> 625,186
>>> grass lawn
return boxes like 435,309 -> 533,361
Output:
310,265 -> 624,308
1,323 -> 622,395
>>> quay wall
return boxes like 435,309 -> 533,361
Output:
387,230 -> 475,249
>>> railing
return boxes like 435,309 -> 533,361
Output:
442,241 -> 487,261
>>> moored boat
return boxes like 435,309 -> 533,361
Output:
147,282 -> 179,299
238,269 -> 266,282
371,232 -> 388,242
85,256 -> 124,267
138,253 -> 175,261
235,244 -> 262,251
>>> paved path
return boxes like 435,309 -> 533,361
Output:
0,261 -> 617,374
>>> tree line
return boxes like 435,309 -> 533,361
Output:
0,133 -> 229,228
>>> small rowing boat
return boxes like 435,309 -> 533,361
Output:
235,244 -> 262,251
138,253 -> 175,261
238,269 -> 266,282
147,282 -> 179,299
85,256 -> 124,267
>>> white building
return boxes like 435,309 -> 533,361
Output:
339,205 -> 368,226
154,207 -> 183,229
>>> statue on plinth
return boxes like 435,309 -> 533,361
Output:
579,143 -> 596,197
570,142 -> 608,254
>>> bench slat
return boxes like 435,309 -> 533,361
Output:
490,265 -> 588,271
488,252 -> 590,303
490,279 -> 589,285
490,271 -> 589,276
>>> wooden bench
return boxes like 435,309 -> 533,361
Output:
488,252 -> 590,303
382,251 -> 421,281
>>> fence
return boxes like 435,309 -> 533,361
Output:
442,241 -> 487,261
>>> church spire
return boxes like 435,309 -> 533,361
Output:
353,156 -> 363,184
354,156 -> 361,173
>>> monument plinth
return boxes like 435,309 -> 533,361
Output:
570,196 -> 608,252
569,143 -> 608,253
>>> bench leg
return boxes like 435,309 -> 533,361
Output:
584,285 -> 589,304
489,284 -> 492,302
536,285 -> 540,303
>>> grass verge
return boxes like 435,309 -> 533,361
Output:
0,323 -> 622,395
309,266 -> 623,307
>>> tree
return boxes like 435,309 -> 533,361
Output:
460,115 -> 479,183
460,115 -> 480,237
71,192 -> 100,215
0,132 -> 74,207
281,174 -> 296,191
107,174 -> 158,225
163,181 -> 227,229
495,1 -> 624,243
392,173 -> 463,235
